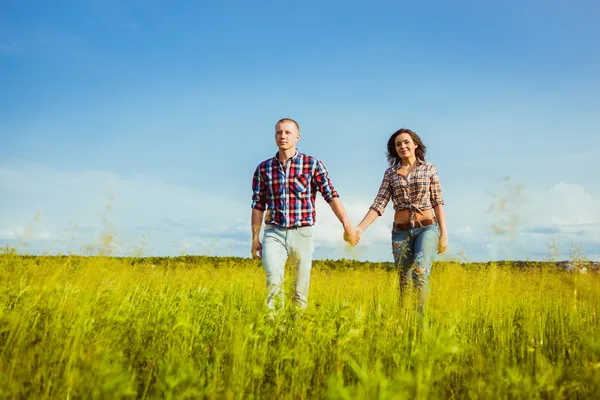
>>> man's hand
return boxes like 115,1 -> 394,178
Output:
343,227 -> 360,246
328,199 -> 360,246
438,233 -> 448,254
252,238 -> 263,259
251,209 -> 265,259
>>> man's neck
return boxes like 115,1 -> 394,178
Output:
278,148 -> 297,164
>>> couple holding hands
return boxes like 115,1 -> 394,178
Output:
251,118 -> 447,312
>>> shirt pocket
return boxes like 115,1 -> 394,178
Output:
409,169 -> 428,189
395,174 -> 409,193
293,174 -> 310,196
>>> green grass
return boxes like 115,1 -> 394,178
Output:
1,254 -> 599,399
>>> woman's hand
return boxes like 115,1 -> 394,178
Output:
438,233 -> 448,254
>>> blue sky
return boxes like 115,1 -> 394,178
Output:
1,0 -> 599,262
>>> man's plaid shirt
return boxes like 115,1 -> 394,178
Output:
370,159 -> 444,219
251,150 -> 339,228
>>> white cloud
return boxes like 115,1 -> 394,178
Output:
1,163 -> 598,261
456,226 -> 473,235
547,183 -> 598,224
311,196 -> 391,248
0,226 -> 56,241
518,183 -> 600,245
0,230 -> 17,240
0,163 -> 250,256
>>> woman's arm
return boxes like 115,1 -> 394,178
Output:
430,163 -> 447,254
433,204 -> 447,254
356,209 -> 381,237
352,170 -> 392,243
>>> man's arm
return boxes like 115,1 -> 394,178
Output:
328,198 -> 358,245
328,198 -> 352,231
251,165 -> 267,259
251,208 -> 264,259
313,160 -> 358,245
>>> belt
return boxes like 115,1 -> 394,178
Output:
393,217 -> 437,231
266,223 -> 312,230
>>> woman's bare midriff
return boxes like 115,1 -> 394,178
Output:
394,208 -> 435,224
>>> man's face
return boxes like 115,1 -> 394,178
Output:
275,121 -> 300,151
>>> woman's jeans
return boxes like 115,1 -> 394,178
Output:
392,222 -> 440,311
262,224 -> 314,312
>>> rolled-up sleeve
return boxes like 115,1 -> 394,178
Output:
429,164 -> 444,207
251,166 -> 267,211
314,160 -> 339,203
370,169 -> 392,216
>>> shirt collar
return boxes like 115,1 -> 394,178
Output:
392,157 -> 424,169
273,149 -> 300,164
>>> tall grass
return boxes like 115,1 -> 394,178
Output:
1,254 -> 598,399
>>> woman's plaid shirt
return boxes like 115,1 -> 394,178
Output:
370,159 -> 444,219
251,151 -> 339,228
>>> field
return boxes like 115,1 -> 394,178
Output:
1,254 -> 599,399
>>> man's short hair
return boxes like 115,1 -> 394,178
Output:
276,118 -> 300,131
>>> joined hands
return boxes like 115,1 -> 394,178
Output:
343,227 -> 362,247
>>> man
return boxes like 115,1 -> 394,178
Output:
251,118 -> 357,311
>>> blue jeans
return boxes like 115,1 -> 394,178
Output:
392,222 -> 440,311
262,224 -> 314,311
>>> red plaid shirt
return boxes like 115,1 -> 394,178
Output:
370,159 -> 444,223
251,150 -> 339,227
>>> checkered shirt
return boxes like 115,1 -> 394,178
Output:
251,150 -> 339,227
369,159 -> 444,220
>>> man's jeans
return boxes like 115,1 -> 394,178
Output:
262,224 -> 314,311
392,222 -> 440,311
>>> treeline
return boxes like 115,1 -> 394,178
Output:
2,253 -> 597,272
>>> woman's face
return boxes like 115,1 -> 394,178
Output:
395,133 -> 418,160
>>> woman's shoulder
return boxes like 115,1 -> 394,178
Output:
420,160 -> 439,171
383,165 -> 396,175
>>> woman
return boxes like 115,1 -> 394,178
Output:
355,128 -> 447,310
